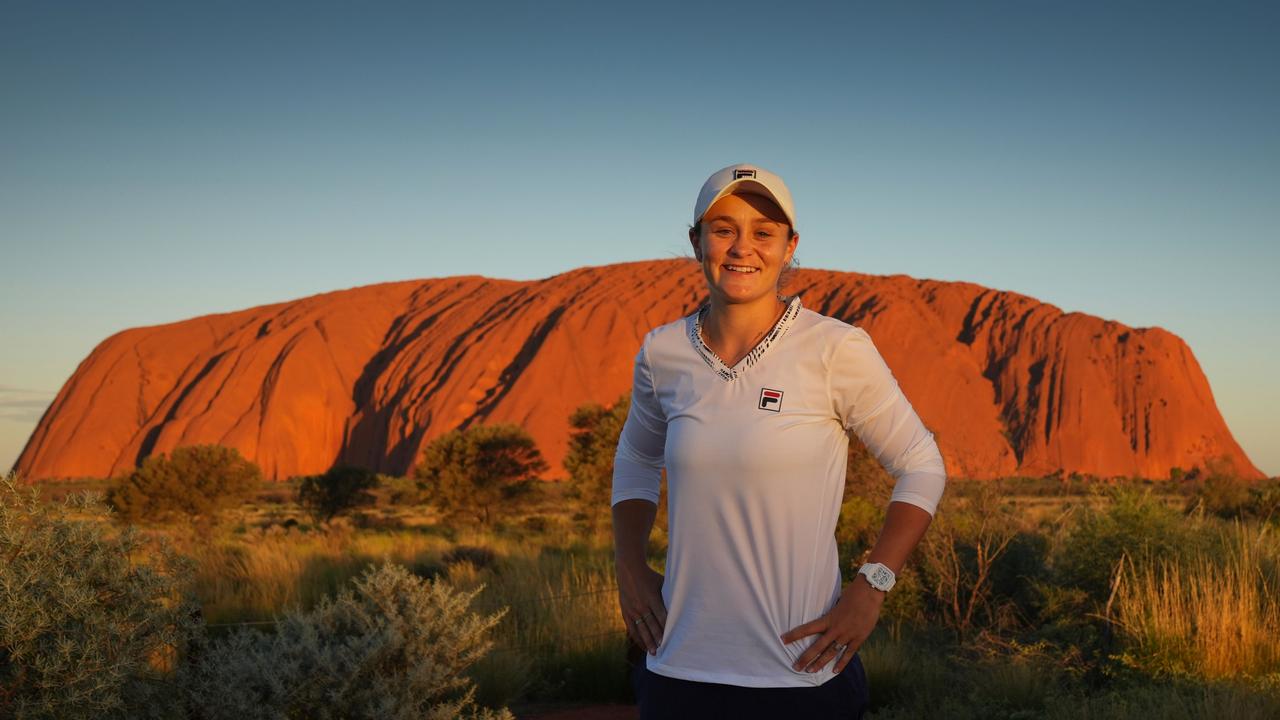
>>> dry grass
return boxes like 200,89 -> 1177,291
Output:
176,519 -> 460,623
164,510 -> 632,707
1111,522 -> 1280,679
29,475 -> 1280,712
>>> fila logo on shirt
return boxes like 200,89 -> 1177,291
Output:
758,387 -> 783,412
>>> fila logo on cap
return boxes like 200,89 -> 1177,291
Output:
758,388 -> 783,412
733,169 -> 758,180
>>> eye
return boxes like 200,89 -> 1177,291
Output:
714,228 -> 734,237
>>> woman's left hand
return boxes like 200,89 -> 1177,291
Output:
780,577 -> 885,673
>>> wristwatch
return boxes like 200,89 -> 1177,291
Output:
856,562 -> 896,592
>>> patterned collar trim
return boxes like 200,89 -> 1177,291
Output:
689,295 -> 803,381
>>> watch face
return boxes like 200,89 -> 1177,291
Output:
871,567 -> 893,587
860,563 -> 895,591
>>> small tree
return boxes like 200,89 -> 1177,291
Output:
107,444 -> 261,524
177,562 -> 513,720
1186,453 -> 1256,519
413,424 -> 547,527
297,464 -> 380,523
917,482 -> 1018,639
563,395 -> 630,535
0,472 -> 201,719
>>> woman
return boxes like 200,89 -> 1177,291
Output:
611,163 -> 947,719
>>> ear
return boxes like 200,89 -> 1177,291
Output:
688,227 -> 702,261
784,231 -> 799,265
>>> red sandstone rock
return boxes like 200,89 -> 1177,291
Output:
12,259 -> 1264,482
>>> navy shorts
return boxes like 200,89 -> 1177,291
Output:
632,653 -> 870,720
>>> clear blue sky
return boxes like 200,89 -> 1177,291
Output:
2,1 -> 1276,476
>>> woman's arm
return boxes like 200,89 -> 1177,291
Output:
780,501 -> 932,672
612,498 -> 657,570
612,498 -> 666,655
782,326 -> 947,672
865,499 -> 934,575
611,338 -> 669,655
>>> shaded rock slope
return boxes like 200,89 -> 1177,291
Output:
13,259 -> 1263,482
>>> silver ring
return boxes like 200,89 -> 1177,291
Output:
833,642 -> 848,652
634,616 -> 646,626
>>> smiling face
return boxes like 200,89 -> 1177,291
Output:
689,192 -> 799,306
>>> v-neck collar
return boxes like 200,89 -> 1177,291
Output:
688,295 -> 803,382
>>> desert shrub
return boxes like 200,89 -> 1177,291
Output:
1190,474 -> 1255,519
178,561 -> 513,720
988,531 -> 1051,620
0,472 -> 200,719
917,483 -> 1022,638
108,444 -> 261,524
384,473 -> 428,505
1026,579 -> 1103,654
1052,487 -> 1201,602
1252,479 -> 1280,525
1190,475 -> 1280,524
296,464 -> 380,523
413,424 -> 548,527
563,395 -> 630,536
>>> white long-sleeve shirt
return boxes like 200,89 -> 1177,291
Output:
611,294 -> 946,687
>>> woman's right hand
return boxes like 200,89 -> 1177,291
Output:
616,561 -> 667,655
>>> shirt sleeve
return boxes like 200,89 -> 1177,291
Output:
829,326 -> 947,516
611,335 -> 667,507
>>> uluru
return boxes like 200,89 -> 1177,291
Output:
11,259 -> 1264,483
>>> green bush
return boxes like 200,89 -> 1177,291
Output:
563,395 -> 630,536
1252,480 -> 1280,525
1052,487 -> 1200,602
0,473 -> 200,719
413,424 -> 548,527
1190,474 -> 1254,519
296,464 -> 380,523
1190,475 -> 1280,524
178,561 -> 513,720
108,444 -> 261,524
384,473 -> 429,505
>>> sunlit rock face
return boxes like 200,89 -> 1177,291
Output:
13,258 -> 1263,483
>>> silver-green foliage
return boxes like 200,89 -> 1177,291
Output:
179,561 -> 514,720
0,472 -> 200,719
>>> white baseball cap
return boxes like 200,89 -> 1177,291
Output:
693,163 -> 797,231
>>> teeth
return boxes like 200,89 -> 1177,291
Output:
725,265 -> 758,273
